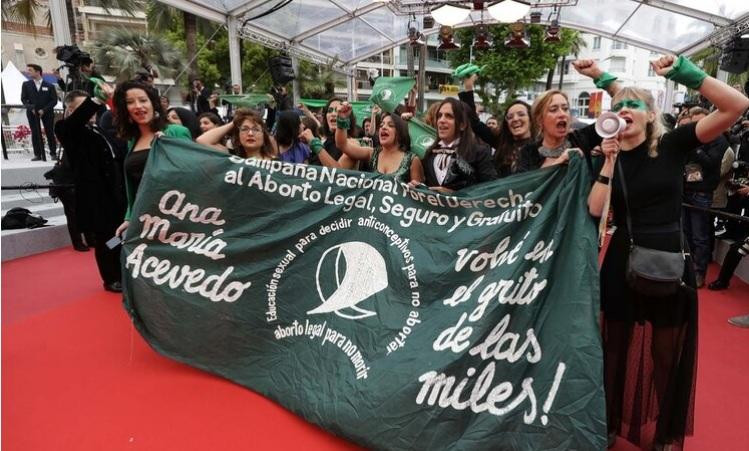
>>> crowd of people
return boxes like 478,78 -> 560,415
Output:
21,53 -> 749,450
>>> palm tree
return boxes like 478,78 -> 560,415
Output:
298,58 -> 341,99
88,28 -> 181,82
2,0 -> 137,36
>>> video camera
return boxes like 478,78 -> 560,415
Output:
727,161 -> 749,191
55,45 -> 92,69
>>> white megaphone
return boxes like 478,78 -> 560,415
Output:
595,111 -> 627,138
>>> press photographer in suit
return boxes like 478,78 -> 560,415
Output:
21,64 -> 58,161
54,86 -> 126,292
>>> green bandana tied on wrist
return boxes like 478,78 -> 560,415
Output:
594,72 -> 618,90
665,55 -> 707,90
336,116 -> 351,130
309,137 -> 323,155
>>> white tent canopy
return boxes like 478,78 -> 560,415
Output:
156,0 -> 749,85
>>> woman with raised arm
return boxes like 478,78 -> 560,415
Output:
197,108 -> 274,160
308,97 -> 357,169
335,102 -> 424,184
421,97 -> 497,193
582,56 -> 749,450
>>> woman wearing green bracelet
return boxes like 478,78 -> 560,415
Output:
584,55 -> 749,451
334,102 -> 424,184
113,80 -> 194,238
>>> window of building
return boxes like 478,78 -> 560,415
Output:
592,37 -> 601,50
34,48 -> 48,58
612,40 -> 628,50
578,92 -> 590,118
609,57 -> 626,73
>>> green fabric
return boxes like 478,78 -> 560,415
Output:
123,124 -> 192,221
407,117 -> 437,158
593,72 -> 618,90
452,63 -> 484,79
369,77 -> 415,113
309,137 -> 323,155
665,55 -> 707,90
336,116 -> 351,130
90,77 -> 108,102
219,93 -> 273,108
300,99 -> 373,127
122,138 -> 606,450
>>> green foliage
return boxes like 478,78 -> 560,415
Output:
447,25 -> 583,115
87,28 -> 181,83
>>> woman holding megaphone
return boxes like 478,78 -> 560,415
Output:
577,56 -> 749,450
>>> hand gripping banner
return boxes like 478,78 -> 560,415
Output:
122,138 -> 606,450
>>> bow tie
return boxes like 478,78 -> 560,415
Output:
432,146 -> 456,156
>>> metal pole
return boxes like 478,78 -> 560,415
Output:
48,0 -> 72,46
346,66 -> 355,101
417,43 -> 426,113
291,56 -> 301,105
227,17 -> 243,92
406,44 -> 415,78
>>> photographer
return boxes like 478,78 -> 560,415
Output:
188,79 -> 211,114
54,87 -> 126,293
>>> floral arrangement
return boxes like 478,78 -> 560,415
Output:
13,125 -> 31,141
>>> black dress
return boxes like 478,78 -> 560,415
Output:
602,122 -> 701,449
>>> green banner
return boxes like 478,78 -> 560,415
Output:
123,138 -> 605,450
300,98 -> 372,127
369,76 -> 415,113
407,117 -> 437,158
219,93 -> 273,108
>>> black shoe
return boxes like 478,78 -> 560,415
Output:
103,281 -> 122,293
708,279 -> 729,290
73,243 -> 90,252
31,157 -> 42,161
695,274 -> 705,288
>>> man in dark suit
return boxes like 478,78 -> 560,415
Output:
54,88 -> 126,292
189,78 -> 211,114
21,64 -> 58,161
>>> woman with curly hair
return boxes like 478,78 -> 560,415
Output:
112,79 -> 192,238
197,108 -> 275,159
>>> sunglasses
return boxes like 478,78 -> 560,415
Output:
612,99 -> 648,112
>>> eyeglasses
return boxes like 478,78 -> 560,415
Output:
239,126 -> 262,135
612,99 -> 648,112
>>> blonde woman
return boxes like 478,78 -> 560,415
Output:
579,56 -> 749,450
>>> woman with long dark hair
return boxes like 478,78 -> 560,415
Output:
582,56 -> 749,450
308,97 -> 356,169
113,80 -> 192,237
422,97 -> 496,193
166,107 -> 200,139
274,110 -> 310,164
334,102 -> 424,184
494,100 -> 534,177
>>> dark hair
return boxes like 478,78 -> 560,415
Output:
63,90 -> 89,105
167,107 -> 200,139
301,116 -> 320,138
275,110 -> 301,148
113,80 -> 167,141
27,64 -> 43,73
198,112 -> 223,127
426,97 -> 477,160
495,100 -> 533,170
231,108 -> 275,159
320,97 -> 357,138
382,113 -> 411,153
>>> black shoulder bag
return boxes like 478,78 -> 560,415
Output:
617,160 -> 686,297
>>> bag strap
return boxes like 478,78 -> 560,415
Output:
615,158 -> 685,257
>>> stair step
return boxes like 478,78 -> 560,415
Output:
1,214 -> 72,261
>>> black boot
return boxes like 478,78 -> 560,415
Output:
709,245 -> 743,290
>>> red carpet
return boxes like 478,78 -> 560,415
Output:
3,248 -> 749,450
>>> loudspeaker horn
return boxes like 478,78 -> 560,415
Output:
595,111 -> 626,138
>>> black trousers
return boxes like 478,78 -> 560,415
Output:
88,231 -> 122,285
57,189 -> 86,248
26,110 -> 56,159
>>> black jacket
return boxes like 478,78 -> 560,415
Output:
21,79 -> 58,114
423,144 -> 497,191
684,134 -> 729,193
54,98 -> 125,233
458,90 -> 498,150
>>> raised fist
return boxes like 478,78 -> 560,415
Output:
650,55 -> 676,77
